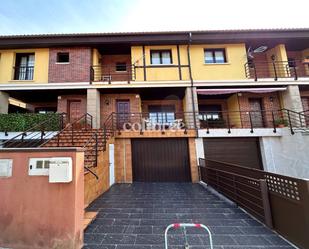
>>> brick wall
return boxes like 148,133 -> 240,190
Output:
57,95 -> 87,116
238,92 -> 281,128
84,148 -> 110,206
115,138 -> 132,183
251,53 -> 271,78
101,54 -> 131,81
286,51 -> 308,77
49,47 -> 91,83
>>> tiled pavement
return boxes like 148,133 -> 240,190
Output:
84,183 -> 295,249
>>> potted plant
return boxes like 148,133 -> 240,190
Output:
275,118 -> 288,128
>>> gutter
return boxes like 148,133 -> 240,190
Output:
187,32 -> 198,130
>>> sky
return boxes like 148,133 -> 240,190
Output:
0,0 -> 308,35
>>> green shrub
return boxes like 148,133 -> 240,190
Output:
0,113 -> 62,132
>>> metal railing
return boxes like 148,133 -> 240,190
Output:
100,109 -> 309,135
102,112 -> 197,134
1,113 -> 67,148
199,109 -> 309,134
244,60 -> 309,81
13,66 -> 34,80
90,64 -> 135,84
83,131 -> 99,179
198,158 -> 309,249
41,113 -> 93,147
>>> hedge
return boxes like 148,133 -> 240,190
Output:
0,113 -> 62,132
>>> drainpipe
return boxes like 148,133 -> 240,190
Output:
187,32 -> 197,130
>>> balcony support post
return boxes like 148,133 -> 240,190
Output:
249,111 -> 254,133
0,91 -> 9,114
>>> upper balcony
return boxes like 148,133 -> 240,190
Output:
244,59 -> 309,81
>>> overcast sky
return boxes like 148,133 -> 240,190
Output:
0,0 -> 308,35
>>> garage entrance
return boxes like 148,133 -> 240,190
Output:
203,138 -> 263,170
132,138 -> 191,182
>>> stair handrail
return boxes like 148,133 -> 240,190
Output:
40,113 -> 93,147
82,128 -> 101,179
1,112 -> 66,148
103,112 -> 116,135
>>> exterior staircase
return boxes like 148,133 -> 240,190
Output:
42,128 -> 111,168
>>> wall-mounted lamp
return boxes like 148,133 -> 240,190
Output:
104,98 -> 110,106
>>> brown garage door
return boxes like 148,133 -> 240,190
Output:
203,138 -> 263,170
132,138 -> 191,182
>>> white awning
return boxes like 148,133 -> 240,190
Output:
197,87 -> 287,95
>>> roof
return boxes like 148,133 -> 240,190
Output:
0,28 -> 309,49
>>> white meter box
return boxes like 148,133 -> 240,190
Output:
49,157 -> 72,183
0,159 -> 13,178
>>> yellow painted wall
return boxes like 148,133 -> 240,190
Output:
302,48 -> 309,75
92,48 -> 101,65
92,48 -> 102,81
227,94 -> 241,127
131,45 -> 190,81
0,48 -> 49,83
190,44 -> 247,80
266,44 -> 288,77
131,44 -> 247,81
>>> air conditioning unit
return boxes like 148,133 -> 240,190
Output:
49,157 -> 72,183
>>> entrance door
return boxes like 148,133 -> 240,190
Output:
116,100 -> 130,129
109,144 -> 115,186
249,98 -> 264,127
68,100 -> 81,122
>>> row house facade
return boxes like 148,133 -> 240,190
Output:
0,29 -> 309,202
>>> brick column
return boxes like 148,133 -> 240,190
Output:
281,86 -> 304,112
87,89 -> 100,128
0,91 -> 9,114
183,87 -> 199,129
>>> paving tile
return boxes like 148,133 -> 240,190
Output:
135,234 -> 164,245
94,225 -> 126,234
233,235 -> 272,246
83,183 -> 291,249
101,234 -> 136,244
125,225 -> 153,234
84,233 -> 105,245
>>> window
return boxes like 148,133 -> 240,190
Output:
150,50 -> 172,65
115,62 -> 127,72
199,105 -> 222,120
14,53 -> 35,80
148,105 -> 175,124
56,52 -> 70,63
204,49 -> 227,64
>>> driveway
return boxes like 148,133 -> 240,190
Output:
84,183 -> 294,249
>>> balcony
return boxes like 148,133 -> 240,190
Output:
244,60 -> 309,81
198,109 -> 309,134
90,64 -> 135,84
102,109 -> 309,136
103,112 -> 196,135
